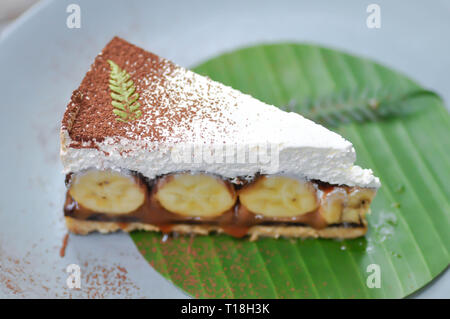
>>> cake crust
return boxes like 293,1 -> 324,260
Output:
65,217 -> 367,241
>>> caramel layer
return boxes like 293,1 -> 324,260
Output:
64,174 -> 365,238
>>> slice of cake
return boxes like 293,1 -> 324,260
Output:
60,37 -> 380,240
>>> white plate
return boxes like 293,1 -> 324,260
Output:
0,0 -> 448,298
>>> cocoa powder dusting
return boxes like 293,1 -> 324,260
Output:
0,241 -> 144,298
62,36 -> 236,149
59,233 -> 69,258
76,263 -> 141,299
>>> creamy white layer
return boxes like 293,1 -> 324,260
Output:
60,132 -> 380,188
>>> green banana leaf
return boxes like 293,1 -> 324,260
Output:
131,43 -> 450,299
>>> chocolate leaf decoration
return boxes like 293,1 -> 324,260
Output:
131,43 -> 450,298
108,59 -> 142,122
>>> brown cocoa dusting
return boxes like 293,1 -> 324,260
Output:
0,240 -> 144,298
59,233 -> 69,258
79,264 -> 140,299
62,37 -> 176,143
61,36 -> 234,149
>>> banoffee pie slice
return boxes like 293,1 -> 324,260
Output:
61,37 -> 380,240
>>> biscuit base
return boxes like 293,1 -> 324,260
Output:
65,217 -> 367,241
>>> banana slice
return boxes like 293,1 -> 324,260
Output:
318,188 -> 347,224
347,188 -> 376,208
155,173 -> 236,217
69,170 -> 146,214
238,176 -> 318,217
342,187 -> 376,223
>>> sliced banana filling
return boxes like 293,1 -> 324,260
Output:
69,170 -> 146,214
318,188 -> 347,224
238,176 -> 318,217
64,170 -> 376,236
155,174 -> 236,217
